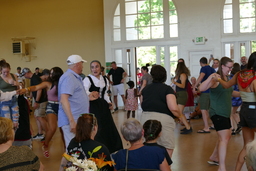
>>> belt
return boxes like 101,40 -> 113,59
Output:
48,101 -> 59,104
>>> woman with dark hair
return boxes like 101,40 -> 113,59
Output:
199,57 -> 239,170
178,58 -> 185,63
0,59 -> 19,129
19,67 -> 64,158
112,118 -> 170,171
83,60 -> 123,153
229,63 -> 242,135
60,114 -> 113,171
217,52 -> 256,171
143,120 -> 173,166
140,65 -> 192,159
138,64 -> 152,95
172,62 -> 191,129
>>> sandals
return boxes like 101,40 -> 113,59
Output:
207,160 -> 219,166
43,150 -> 50,158
197,129 -> 210,133
42,144 -> 50,158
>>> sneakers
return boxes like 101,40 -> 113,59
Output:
41,137 -> 45,142
180,127 -> 193,134
231,129 -> 236,135
33,133 -> 44,140
235,125 -> 242,134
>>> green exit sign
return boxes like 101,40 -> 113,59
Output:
195,37 -> 205,44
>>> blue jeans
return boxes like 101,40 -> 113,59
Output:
0,96 -> 19,123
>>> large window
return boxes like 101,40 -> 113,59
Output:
113,0 -> 178,41
223,0 -> 233,33
223,0 -> 256,34
240,0 -> 255,33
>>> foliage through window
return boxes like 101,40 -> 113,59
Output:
113,0 -> 178,41
223,0 -> 256,34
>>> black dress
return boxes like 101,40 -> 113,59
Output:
87,76 -> 123,153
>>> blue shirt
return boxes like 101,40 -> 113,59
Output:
111,146 -> 165,170
200,65 -> 216,93
58,69 -> 89,127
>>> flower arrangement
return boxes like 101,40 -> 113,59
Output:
63,146 -> 115,171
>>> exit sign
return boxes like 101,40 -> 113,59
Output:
195,37 -> 205,45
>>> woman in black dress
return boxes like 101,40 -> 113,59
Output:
83,60 -> 123,153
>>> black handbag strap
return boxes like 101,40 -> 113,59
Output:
0,156 -> 38,170
125,149 -> 129,171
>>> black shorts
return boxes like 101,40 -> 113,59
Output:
240,102 -> 256,129
211,115 -> 231,131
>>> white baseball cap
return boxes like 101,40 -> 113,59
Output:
67,55 -> 87,65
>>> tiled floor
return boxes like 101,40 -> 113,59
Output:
31,109 -> 248,171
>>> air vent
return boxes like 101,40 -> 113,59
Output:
12,41 -> 25,54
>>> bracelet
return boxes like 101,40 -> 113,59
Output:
25,87 -> 31,93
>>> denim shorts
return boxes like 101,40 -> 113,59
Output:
0,96 -> 19,123
46,102 -> 59,115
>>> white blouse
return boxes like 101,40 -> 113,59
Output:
83,74 -> 111,103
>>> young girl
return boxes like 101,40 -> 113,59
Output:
143,119 -> 173,166
125,81 -> 138,119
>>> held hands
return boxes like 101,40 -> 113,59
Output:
17,89 -> 26,95
211,73 -> 221,81
108,103 -> 113,110
89,91 -> 100,101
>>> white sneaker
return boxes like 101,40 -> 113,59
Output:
33,133 -> 44,140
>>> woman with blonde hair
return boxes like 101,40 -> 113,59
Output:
0,117 -> 43,170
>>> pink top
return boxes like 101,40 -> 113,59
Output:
47,85 -> 58,101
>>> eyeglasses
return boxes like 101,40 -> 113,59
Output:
225,65 -> 233,69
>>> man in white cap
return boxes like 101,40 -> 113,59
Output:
58,54 -> 90,148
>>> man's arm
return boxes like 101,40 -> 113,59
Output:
194,72 -> 205,88
107,70 -> 113,85
121,72 -> 127,83
60,94 -> 76,133
33,89 -> 42,109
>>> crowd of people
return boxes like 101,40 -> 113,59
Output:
0,52 -> 256,171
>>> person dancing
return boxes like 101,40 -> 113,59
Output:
217,52 -> 256,171
199,57 -> 239,171
19,67 -> 63,158
83,60 -> 123,153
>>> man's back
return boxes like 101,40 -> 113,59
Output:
200,65 -> 215,93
